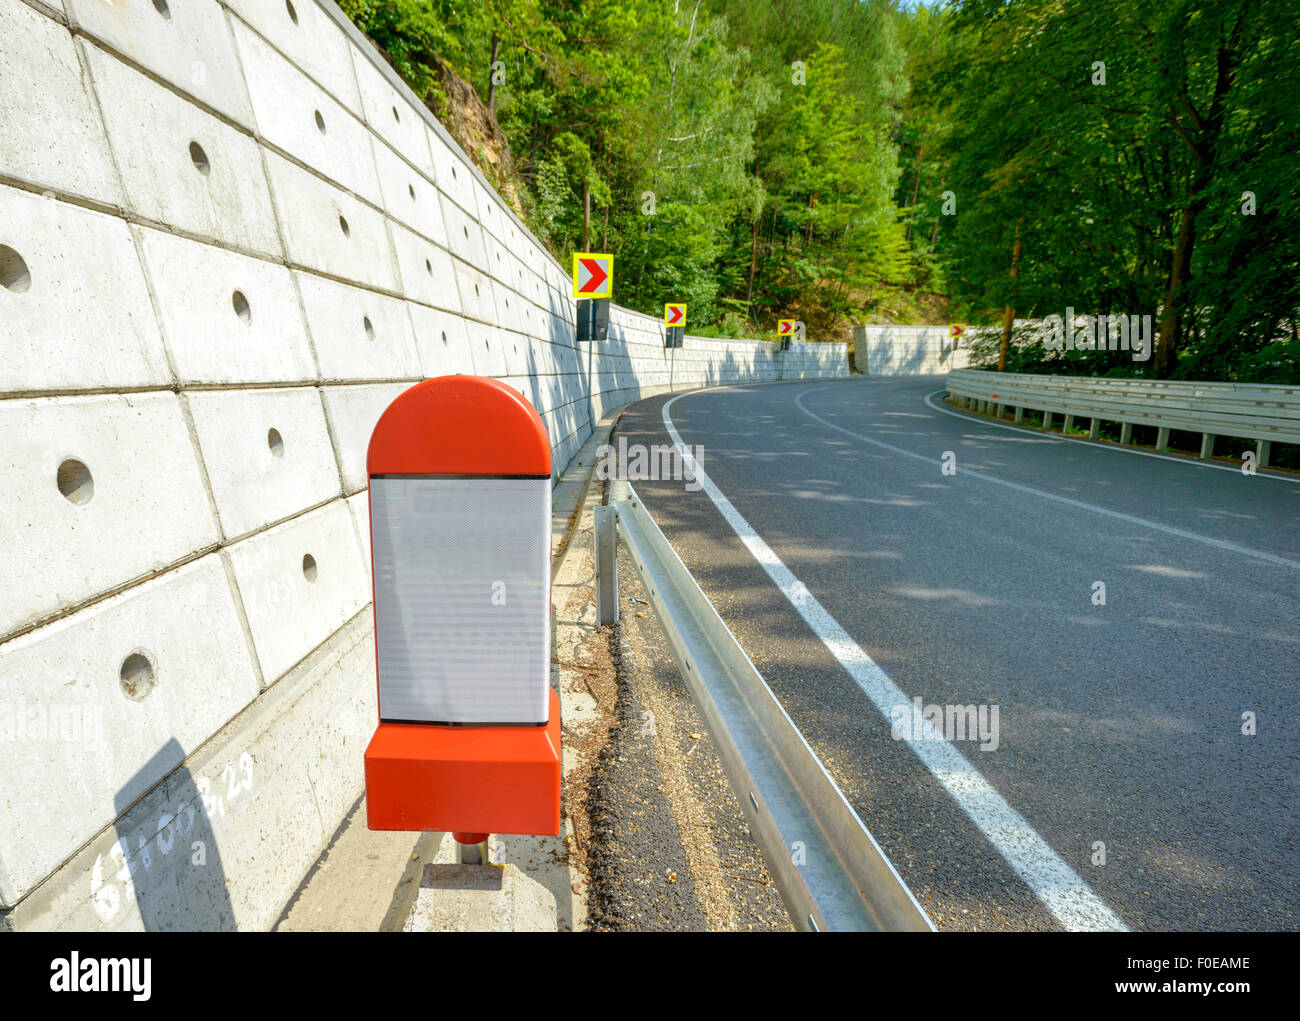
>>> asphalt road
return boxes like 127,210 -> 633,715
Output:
615,375 -> 1300,931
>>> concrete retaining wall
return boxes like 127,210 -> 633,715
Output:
0,0 -> 845,930
854,324 -> 973,375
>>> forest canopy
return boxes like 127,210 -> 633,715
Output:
340,0 -> 1300,382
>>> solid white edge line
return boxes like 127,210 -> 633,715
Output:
662,391 -> 1129,933
922,387 -> 1300,485
792,387 -> 1300,571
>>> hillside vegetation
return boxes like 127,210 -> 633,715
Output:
341,0 -> 1300,381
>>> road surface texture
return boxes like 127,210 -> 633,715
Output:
612,375 -> 1299,932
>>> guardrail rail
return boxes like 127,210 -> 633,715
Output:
594,480 -> 934,932
945,368 -> 1300,465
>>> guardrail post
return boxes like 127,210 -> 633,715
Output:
1200,433 -> 1215,459
1043,411 -> 1054,430
1063,413 -> 1075,434
1156,427 -> 1170,451
595,504 -> 619,626
1258,439 -> 1272,468
1089,418 -> 1100,439
1013,406 -> 1024,423
1120,422 -> 1133,445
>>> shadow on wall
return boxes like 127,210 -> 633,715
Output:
108,738 -> 235,931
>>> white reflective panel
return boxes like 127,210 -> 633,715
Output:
370,477 -> 551,724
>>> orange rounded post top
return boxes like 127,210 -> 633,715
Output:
367,375 -> 551,477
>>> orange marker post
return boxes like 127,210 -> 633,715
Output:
363,376 -> 560,848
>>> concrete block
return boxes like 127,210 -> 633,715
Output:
0,554 -> 260,907
347,491 -> 371,579
0,2 -> 122,204
472,178 -> 508,244
66,0 -> 253,128
453,260 -> 497,323
296,272 -> 422,382
227,500 -> 368,684
372,138 -> 447,246
224,0 -> 362,115
426,125 -> 476,215
0,393 -> 219,639
263,152 -> 398,293
137,226 -> 315,386
408,305 -> 477,379
386,221 -> 459,312
440,192 -> 490,270
319,383 -> 411,494
489,278 -> 526,335
185,388 -> 341,540
351,51 -> 435,179
232,19 -> 381,207
0,187 -> 171,394
404,863 -> 557,932
83,43 -> 280,256
464,319 -> 510,378
2,612 -> 376,931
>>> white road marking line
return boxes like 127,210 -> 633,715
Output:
793,388 -> 1300,571
662,392 -> 1129,932
920,387 -> 1300,485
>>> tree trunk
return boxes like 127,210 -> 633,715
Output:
487,34 -> 500,111
582,181 -> 591,251
746,214 -> 760,307
999,220 -> 1024,371
905,143 -> 924,243
1156,17 -> 1244,376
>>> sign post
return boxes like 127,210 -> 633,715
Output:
664,302 -> 686,391
363,376 -> 561,861
573,253 -> 613,433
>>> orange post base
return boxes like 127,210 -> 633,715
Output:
364,688 -> 561,835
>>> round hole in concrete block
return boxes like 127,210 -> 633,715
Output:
393,105 -> 400,123
152,0 -> 172,19
120,652 -> 157,701
189,141 -> 210,175
425,258 -> 432,275
363,315 -> 375,341
409,183 -> 416,200
315,109 -> 326,133
451,165 -> 457,179
441,331 -> 448,346
474,284 -> 480,297
268,428 -> 285,457
338,215 -> 350,237
0,245 -> 31,293
463,225 -> 469,239
57,458 -> 94,505
286,0 -> 299,24
232,290 -> 251,324
302,554 -> 318,582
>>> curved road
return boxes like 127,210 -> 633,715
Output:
615,375 -> 1300,931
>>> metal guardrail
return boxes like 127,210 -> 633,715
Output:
594,480 -> 934,932
946,368 -> 1300,465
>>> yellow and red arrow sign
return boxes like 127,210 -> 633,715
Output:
572,253 -> 613,299
664,302 -> 686,326
778,319 -> 797,336
949,323 -> 966,339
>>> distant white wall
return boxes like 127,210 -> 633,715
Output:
854,324 -> 973,375
0,0 -> 845,930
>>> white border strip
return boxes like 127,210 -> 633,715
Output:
662,392 -> 1129,932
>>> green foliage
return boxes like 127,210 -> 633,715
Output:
342,0 -> 1299,380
